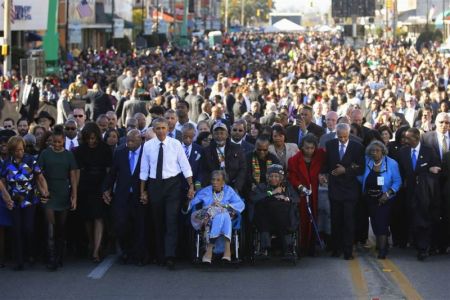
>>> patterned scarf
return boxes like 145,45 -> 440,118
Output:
252,154 -> 272,184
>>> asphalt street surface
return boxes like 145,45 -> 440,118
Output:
0,242 -> 448,300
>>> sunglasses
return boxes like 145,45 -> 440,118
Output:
4,125 -> 12,128
73,115 -> 84,118
232,129 -> 244,132
65,127 -> 77,131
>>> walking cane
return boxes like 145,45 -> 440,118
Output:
300,185 -> 325,250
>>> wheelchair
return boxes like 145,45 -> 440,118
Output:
190,210 -> 245,266
249,225 -> 300,265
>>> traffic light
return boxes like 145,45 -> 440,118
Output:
1,45 -> 8,56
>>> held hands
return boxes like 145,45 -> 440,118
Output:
103,191 -> 112,205
272,186 -> 284,195
429,166 -> 441,174
378,193 -> 389,206
40,191 -> 50,204
70,194 -> 77,211
318,174 -> 328,185
140,191 -> 148,205
187,186 -> 195,200
331,164 -> 346,176
2,192 -> 13,210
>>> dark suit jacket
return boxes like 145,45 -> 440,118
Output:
286,123 -> 325,145
18,83 -> 40,120
187,143 -> 204,185
322,139 -> 365,201
421,131 -> 448,162
104,145 -> 144,206
202,140 -> 247,193
86,91 -> 113,121
397,144 -> 440,223
231,140 -> 255,155
397,144 -> 440,191
168,129 -> 182,142
319,132 -> 362,148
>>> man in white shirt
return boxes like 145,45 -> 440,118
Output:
175,100 -> 197,132
64,119 -> 79,151
140,117 -> 194,269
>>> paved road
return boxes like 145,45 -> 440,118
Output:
1,243 -> 448,300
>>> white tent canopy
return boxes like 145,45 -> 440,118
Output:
265,18 -> 306,32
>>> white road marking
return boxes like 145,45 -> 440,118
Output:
87,255 -> 118,279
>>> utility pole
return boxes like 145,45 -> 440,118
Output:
240,0 -> 244,26
224,0 -> 228,32
443,0 -> 446,42
111,0 -> 115,40
3,0 -> 11,76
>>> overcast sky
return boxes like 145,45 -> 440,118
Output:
274,0 -> 331,14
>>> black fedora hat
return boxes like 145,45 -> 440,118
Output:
35,111 -> 55,127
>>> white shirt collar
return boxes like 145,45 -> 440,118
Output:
412,142 -> 421,154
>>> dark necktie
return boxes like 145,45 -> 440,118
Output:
156,142 -> 163,180
69,140 -> 75,151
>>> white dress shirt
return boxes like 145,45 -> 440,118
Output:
65,137 -> 79,151
412,143 -> 421,160
339,140 -> 349,157
140,136 -> 193,180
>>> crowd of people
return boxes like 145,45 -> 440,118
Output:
0,31 -> 450,271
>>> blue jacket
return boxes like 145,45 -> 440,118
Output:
358,155 -> 402,200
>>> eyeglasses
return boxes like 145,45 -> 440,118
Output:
73,115 -> 84,118
4,125 -> 12,128
438,121 -> 450,124
256,148 -> 268,152
232,129 -> 244,132
65,127 -> 77,131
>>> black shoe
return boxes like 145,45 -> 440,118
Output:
417,251 -> 428,261
166,258 -> 175,270
46,262 -> 58,271
330,251 -> 341,258
119,254 -> 129,265
377,253 -> 386,259
344,254 -> 354,260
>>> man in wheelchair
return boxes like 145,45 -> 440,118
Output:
186,170 -> 245,264
251,164 -> 300,259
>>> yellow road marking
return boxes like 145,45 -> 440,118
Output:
349,255 -> 369,300
379,258 -> 423,300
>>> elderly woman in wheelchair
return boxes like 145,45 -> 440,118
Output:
187,170 -> 245,264
251,164 -> 300,259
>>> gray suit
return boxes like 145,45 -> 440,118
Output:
121,99 -> 148,125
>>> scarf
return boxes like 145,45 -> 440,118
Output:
252,154 -> 272,184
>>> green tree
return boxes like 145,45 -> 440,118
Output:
221,0 -> 275,27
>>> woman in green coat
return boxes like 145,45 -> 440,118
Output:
38,128 -> 78,270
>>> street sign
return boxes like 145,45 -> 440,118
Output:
114,18 -> 124,38
68,22 -> 82,44
144,19 -> 153,35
